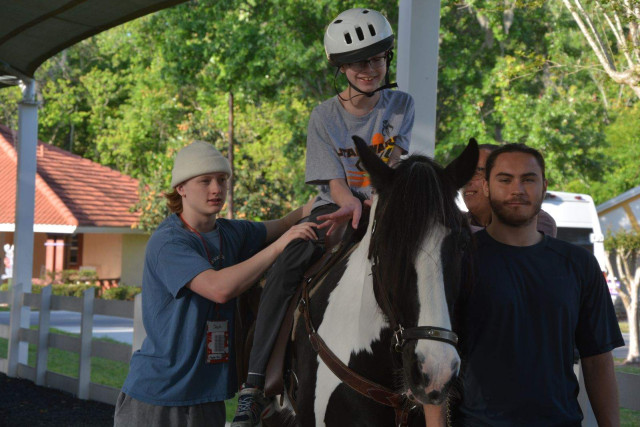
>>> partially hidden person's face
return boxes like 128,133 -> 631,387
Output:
341,53 -> 387,93
483,152 -> 547,227
177,172 -> 228,217
462,148 -> 492,217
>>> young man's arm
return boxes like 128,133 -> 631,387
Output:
262,197 -> 316,243
187,222 -> 317,304
581,351 -> 620,427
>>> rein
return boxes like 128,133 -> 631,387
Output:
300,273 -> 414,427
299,220 -> 458,427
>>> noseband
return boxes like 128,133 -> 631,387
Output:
393,325 -> 458,352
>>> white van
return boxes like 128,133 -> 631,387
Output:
541,191 -> 617,300
457,191 -> 615,300
541,191 -> 606,269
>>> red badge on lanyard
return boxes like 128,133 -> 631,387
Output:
179,214 -> 229,364
206,320 -> 230,363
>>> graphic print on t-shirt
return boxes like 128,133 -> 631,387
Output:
341,133 -> 397,188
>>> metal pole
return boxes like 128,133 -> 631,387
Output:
397,0 -> 441,157
7,78 -> 38,376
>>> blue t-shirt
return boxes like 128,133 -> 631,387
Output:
122,214 -> 266,405
455,229 -> 624,426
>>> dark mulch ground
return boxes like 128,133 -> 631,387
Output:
0,373 -> 115,426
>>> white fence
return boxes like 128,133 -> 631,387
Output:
0,284 -> 145,406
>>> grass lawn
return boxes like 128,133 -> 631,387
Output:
622,408 -> 640,426
0,328 -> 241,420
0,328 -> 129,388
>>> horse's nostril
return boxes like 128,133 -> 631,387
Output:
427,390 -> 440,401
451,360 -> 460,373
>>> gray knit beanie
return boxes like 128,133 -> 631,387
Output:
171,141 -> 232,188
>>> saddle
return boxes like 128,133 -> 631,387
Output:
234,210 -> 369,396
233,224 -> 353,392
263,219 -> 354,397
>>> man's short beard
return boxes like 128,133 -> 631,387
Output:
489,198 -> 543,227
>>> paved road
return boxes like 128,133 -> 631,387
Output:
0,310 -> 133,344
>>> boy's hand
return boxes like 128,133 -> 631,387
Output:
317,196 -> 362,236
273,222 -> 318,253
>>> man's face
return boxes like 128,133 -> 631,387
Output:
483,152 -> 547,227
462,148 -> 491,216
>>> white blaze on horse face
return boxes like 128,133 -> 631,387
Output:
413,225 -> 461,395
313,196 -> 386,425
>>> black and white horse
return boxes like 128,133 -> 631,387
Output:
272,137 -> 477,426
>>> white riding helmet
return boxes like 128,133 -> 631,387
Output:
324,8 -> 394,67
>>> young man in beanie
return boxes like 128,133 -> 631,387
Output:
114,141 -> 317,427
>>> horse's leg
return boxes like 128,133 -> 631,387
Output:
291,318 -> 320,427
323,384 -> 395,427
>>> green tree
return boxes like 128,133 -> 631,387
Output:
605,229 -> 640,363
436,1 -> 609,193
4,0 -> 638,232
561,0 -> 640,99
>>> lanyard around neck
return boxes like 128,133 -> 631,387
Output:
179,213 -> 224,268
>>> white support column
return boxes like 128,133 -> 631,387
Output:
397,0 -> 441,157
7,79 -> 38,376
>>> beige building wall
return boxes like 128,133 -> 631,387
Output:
120,234 -> 149,287
0,232 -> 48,280
82,233 -> 123,279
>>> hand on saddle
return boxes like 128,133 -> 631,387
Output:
317,196 -> 363,236
273,222 -> 318,253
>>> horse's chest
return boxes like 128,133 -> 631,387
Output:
312,262 -> 388,424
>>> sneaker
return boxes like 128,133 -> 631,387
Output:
230,386 -> 272,427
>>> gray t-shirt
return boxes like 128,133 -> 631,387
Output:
305,89 -> 414,208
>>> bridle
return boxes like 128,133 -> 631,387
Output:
299,219 -> 459,427
370,218 -> 459,353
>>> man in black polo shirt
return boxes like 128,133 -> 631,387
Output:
453,144 -> 624,426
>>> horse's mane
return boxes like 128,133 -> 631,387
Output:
368,154 -> 468,325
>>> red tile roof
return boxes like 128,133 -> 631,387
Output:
0,125 -> 140,228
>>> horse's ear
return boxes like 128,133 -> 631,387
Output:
352,135 -> 395,191
444,138 -> 479,189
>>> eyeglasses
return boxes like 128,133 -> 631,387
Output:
346,55 -> 387,72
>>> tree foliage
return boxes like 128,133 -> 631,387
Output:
605,228 -> 640,362
561,0 -> 640,99
0,0 -> 638,232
